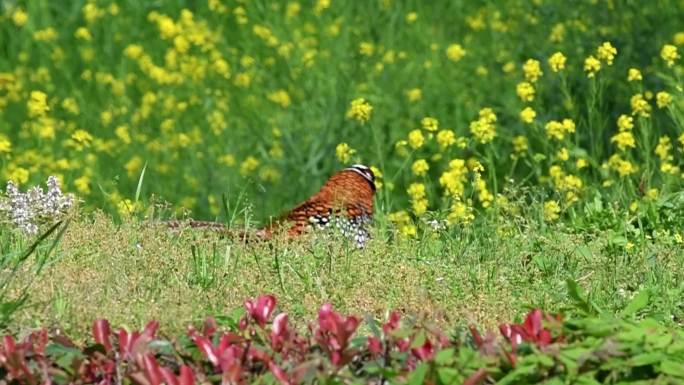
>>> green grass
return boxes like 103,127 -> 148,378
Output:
1,0 -> 684,339
3,209 -> 682,338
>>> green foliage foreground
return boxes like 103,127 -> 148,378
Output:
1,289 -> 684,384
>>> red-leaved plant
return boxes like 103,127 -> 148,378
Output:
0,295 -> 564,385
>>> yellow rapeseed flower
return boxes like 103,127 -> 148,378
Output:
516,82 -> 535,102
75,27 -> 92,40
520,107 -> 536,123
359,42 -> 375,56
656,91 -> 672,108
447,199 -> 474,225
617,114 -> 633,131
502,61 -> 516,73
12,8 -> 28,27
314,0 -> 331,14
513,135 -> 528,153
548,52 -> 566,72
469,108 -> 497,144
83,3 -> 104,23
630,93 -> 651,117
124,44 -> 144,59
5,165 -> 29,185
608,154 -> 638,177
61,97 -> 80,115
405,88 -> 422,102
655,136 -> 673,161
27,91 -> 49,118
522,59 -> 543,82
0,136 -> 11,153
405,12 -> 418,23
346,98 -> 373,123
407,129 -> 425,149
407,182 -> 426,199
267,89 -> 291,108
115,125 -> 132,144
596,41 -> 617,65
33,27 -> 58,41
627,68 -> 642,81
74,175 -> 91,195
259,166 -> 281,183
474,177 -> 493,208
545,118 -> 575,141
124,156 -> 143,178
411,159 -> 429,176
335,143 -> 356,164
611,131 -> 636,150
584,55 -> 601,77
660,44 -> 680,67
543,201 -> 561,221
286,2 -> 301,18
407,183 -> 428,215
421,117 -> 439,132
219,154 -> 236,166
233,72 -> 251,87
436,130 -> 456,149
439,159 -> 468,198
240,156 -> 260,176
446,44 -> 466,62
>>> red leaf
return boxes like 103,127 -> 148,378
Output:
411,339 -> 434,361
203,317 -> 217,337
118,329 -> 131,356
143,321 -> 160,338
244,294 -> 277,328
3,335 -> 16,353
469,326 -> 484,348
93,319 -> 112,353
179,365 -> 195,385
160,367 -> 180,385
191,334 -> 219,367
523,309 -> 542,337
382,311 -> 401,334
367,336 -> 382,356
269,362 -> 291,385
143,354 -> 163,385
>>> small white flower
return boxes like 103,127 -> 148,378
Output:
0,176 -> 75,235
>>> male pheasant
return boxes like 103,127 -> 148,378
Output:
168,164 -> 376,248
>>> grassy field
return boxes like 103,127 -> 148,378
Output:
1,0 -> 684,337
1,210 -> 682,338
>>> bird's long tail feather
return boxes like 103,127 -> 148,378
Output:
163,220 -> 270,242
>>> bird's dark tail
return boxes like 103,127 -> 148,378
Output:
163,220 -> 270,242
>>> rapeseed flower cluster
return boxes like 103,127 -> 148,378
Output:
1,0 -> 682,237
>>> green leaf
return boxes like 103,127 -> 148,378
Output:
436,367 -> 460,385
630,352 -> 664,367
434,348 -> 455,365
567,280 -> 604,316
407,362 -> 429,385
661,360 -> 684,378
134,161 -> 148,202
621,289 -> 649,317
496,364 -> 537,385
574,245 -> 592,260
410,330 -> 427,349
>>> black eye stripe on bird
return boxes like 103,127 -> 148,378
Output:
345,164 -> 375,187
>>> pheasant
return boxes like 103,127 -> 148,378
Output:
167,164 -> 376,248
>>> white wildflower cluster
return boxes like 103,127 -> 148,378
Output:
0,176 -> 74,235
